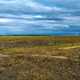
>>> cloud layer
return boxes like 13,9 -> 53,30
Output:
0,0 -> 80,35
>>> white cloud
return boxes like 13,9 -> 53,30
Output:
0,0 -> 53,12
25,1 -> 53,12
0,0 -> 79,35
0,18 -> 12,23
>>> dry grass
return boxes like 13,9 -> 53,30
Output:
0,36 -> 80,80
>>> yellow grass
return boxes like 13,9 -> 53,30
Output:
0,36 -> 80,80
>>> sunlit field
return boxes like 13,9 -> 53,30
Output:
0,36 -> 80,80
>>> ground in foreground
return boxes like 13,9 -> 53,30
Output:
0,36 -> 80,80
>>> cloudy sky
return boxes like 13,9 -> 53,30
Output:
0,0 -> 80,35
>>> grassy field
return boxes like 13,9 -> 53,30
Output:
0,36 -> 80,80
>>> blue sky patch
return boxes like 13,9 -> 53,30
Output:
0,0 -> 80,35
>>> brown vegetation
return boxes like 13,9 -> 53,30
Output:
0,36 -> 80,80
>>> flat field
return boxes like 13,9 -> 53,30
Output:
0,36 -> 80,80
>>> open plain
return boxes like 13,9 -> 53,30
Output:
0,36 -> 80,80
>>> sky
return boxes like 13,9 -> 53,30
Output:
0,0 -> 80,35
